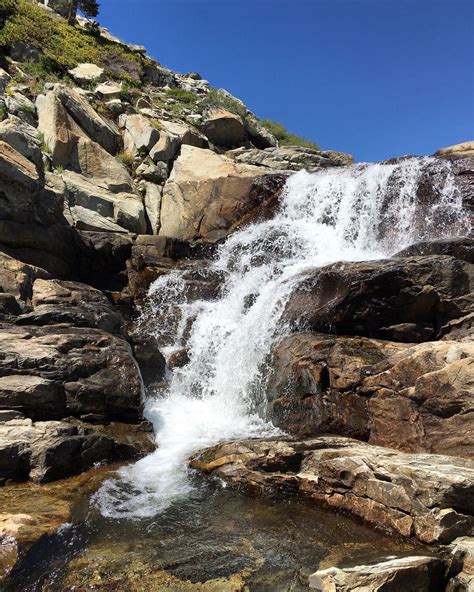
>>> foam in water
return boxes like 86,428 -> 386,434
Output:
95,157 -> 468,518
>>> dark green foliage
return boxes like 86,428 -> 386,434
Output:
78,0 -> 99,19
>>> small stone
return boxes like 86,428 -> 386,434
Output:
68,63 -> 105,84
95,82 -> 122,100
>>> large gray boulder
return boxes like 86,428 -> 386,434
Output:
62,171 -> 146,234
122,113 -> 160,158
229,146 -> 354,172
0,116 -> 43,170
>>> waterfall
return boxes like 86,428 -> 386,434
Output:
95,157 -> 468,518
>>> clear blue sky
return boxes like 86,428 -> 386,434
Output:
98,0 -> 473,162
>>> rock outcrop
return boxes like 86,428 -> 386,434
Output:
190,436 -> 474,544
267,333 -> 474,457
283,255 -> 473,342
0,2 -> 472,589
159,145 -> 285,240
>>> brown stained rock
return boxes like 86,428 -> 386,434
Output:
0,252 -> 51,302
190,436 -> 474,544
267,333 -> 474,458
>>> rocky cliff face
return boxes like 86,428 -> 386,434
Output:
0,2 -> 473,590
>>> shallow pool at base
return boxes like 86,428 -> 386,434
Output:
8,479 -> 426,592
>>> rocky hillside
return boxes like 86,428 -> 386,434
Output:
0,1 -> 473,590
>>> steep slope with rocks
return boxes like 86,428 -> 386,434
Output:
0,1 -> 473,590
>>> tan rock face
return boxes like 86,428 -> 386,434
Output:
159,145 -> 282,240
62,171 -> 146,234
267,333 -> 474,458
190,436 -> 474,543
202,108 -> 245,148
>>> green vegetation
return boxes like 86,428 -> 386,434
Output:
165,87 -> 196,104
198,88 -> 246,119
116,151 -> 134,167
37,131 -> 51,154
0,104 -> 7,122
260,119 -> 320,150
0,0 -> 144,81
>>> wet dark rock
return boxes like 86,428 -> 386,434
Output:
131,334 -> 166,383
395,237 -> 473,264
168,348 -> 190,370
0,417 -> 154,485
15,278 -> 124,334
0,323 -> 143,422
283,255 -> 473,343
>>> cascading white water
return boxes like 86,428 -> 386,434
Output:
96,157 -> 468,518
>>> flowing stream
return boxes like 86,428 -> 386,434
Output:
96,156 -> 468,519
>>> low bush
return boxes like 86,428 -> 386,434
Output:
165,87 -> 196,104
0,0 -> 144,81
198,88 -> 246,119
260,119 -> 320,150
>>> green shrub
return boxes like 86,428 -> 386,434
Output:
165,87 -> 196,104
260,119 -> 320,150
0,0 -> 143,81
198,88 -> 246,119
37,130 -> 51,154
0,104 -> 7,122
116,151 -> 134,168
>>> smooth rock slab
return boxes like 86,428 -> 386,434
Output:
159,145 -> 283,240
309,556 -> 446,591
